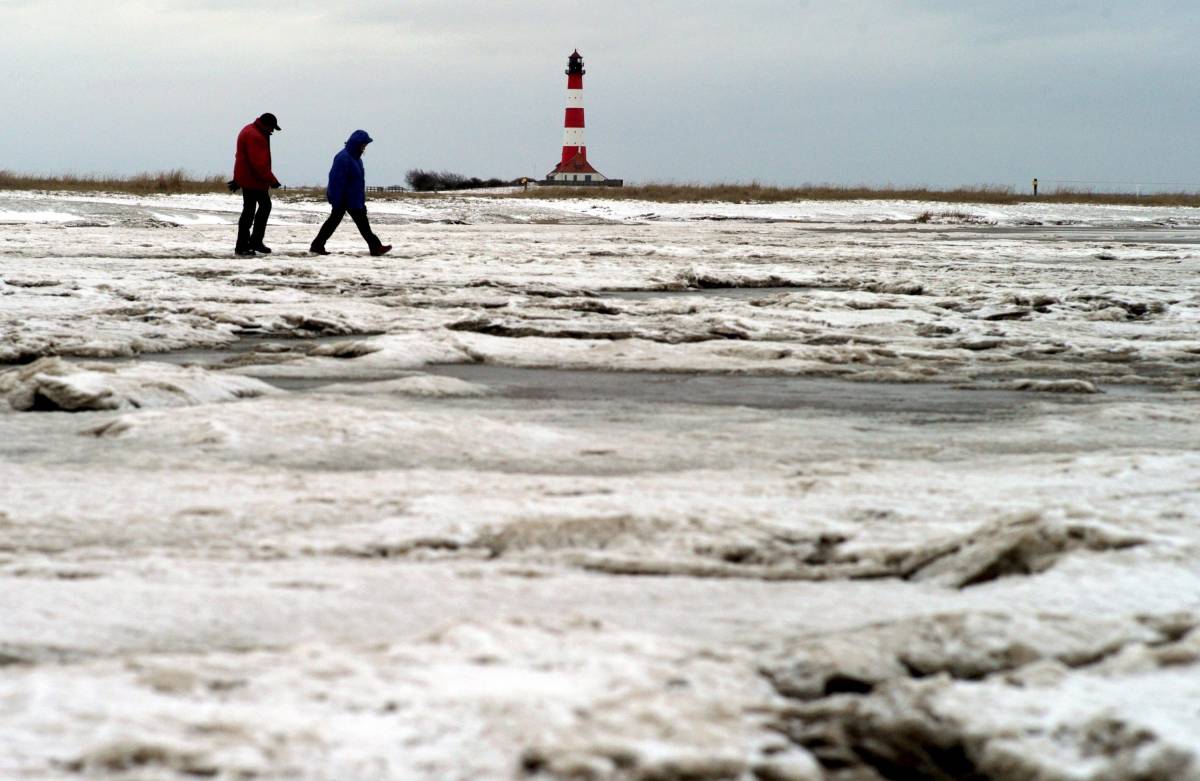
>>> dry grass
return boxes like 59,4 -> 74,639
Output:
506,182 -> 1200,207
4,172 -> 1198,208
0,169 -> 227,194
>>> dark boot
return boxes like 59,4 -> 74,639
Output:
234,246 -> 256,257
250,242 -> 272,254
347,208 -> 388,256
310,244 -> 330,256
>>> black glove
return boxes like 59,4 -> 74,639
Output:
271,182 -> 282,189
227,180 -> 240,193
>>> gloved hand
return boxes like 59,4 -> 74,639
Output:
227,180 -> 240,193
271,182 -> 282,189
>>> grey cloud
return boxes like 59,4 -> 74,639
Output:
0,0 -> 1196,189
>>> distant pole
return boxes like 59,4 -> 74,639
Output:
1032,177 -> 1038,197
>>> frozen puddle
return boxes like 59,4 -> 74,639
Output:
82,337 -> 1166,414
421,364 -> 1077,415
86,346 -> 1157,416
941,225 -> 1200,244
601,286 -> 834,301
118,334 -> 383,368
812,224 -> 1200,243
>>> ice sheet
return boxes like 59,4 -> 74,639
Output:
1,190 -> 1198,780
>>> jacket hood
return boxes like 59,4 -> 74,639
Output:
346,130 -> 374,146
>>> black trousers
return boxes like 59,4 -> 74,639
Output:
237,188 -> 271,249
312,205 -> 381,251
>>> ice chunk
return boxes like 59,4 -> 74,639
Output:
313,375 -> 489,398
0,358 -> 278,412
1011,379 -> 1101,394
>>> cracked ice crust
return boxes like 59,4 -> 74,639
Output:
1,190 -> 1199,780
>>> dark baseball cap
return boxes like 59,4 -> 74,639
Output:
259,113 -> 282,131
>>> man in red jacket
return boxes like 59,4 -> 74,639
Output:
231,113 -> 282,256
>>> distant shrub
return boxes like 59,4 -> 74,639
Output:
405,169 -> 512,192
404,169 -> 437,191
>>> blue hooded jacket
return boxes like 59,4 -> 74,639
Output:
326,130 -> 374,209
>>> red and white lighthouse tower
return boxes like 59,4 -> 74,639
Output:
546,50 -> 613,184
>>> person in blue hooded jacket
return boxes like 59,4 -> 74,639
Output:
310,130 -> 392,256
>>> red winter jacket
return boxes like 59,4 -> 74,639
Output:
233,120 -> 280,190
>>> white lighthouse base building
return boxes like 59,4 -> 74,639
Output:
546,152 -> 616,186
544,170 -> 623,187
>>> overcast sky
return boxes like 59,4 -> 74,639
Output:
2,0 -> 1198,189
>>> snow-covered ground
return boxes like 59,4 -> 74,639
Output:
2,190 -> 1199,780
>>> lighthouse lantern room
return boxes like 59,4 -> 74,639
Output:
545,50 -> 620,186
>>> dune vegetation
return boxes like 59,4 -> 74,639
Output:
507,182 -> 1200,207
0,169 -> 227,194
3,170 -> 1199,207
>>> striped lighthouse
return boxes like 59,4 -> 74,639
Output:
546,50 -> 616,185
